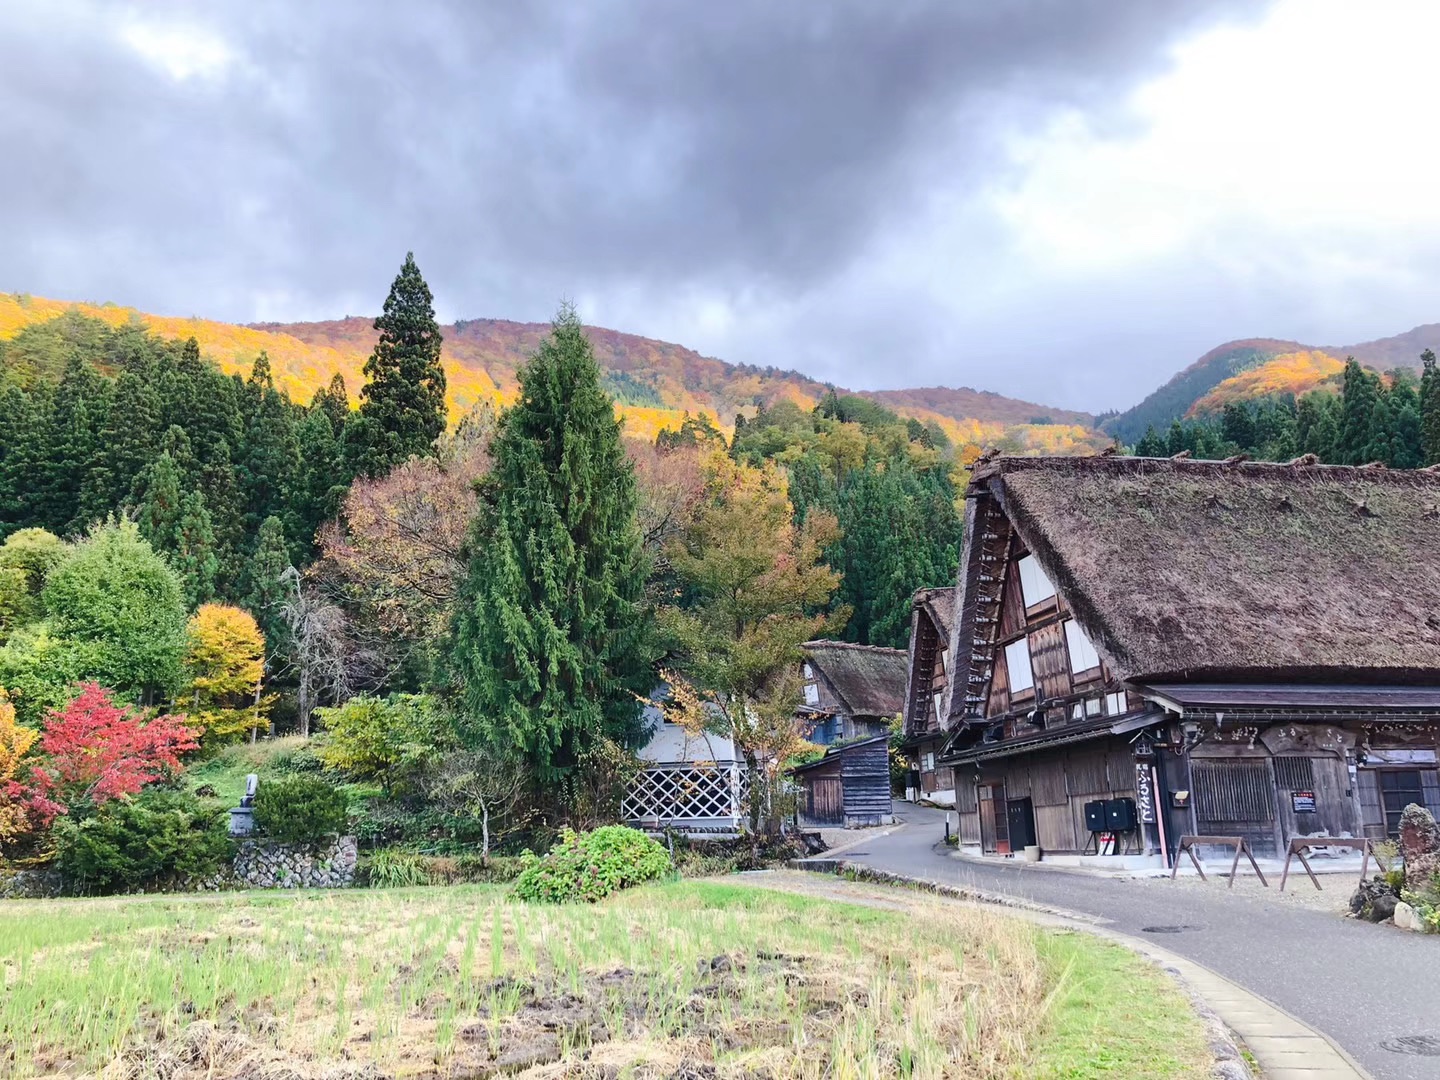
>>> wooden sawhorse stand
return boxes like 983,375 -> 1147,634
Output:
1170,835 -> 1268,889
1279,836 -> 1375,892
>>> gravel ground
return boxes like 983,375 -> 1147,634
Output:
1129,867 -> 1355,915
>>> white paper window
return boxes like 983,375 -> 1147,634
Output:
923,752 -> 936,772
933,694 -> 944,723
1064,619 -> 1101,673
1005,637 -> 1035,694
1017,555 -> 1057,607
1105,691 -> 1127,716
803,681 -> 819,706
1085,697 -> 1103,717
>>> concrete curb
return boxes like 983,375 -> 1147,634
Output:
792,860 -> 1374,1080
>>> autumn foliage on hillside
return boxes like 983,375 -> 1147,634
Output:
1189,350 -> 1344,415
3,293 -> 1102,452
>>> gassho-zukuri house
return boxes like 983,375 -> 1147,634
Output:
905,452 -> 1440,863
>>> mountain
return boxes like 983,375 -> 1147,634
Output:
1330,323 -> 1440,372
0,293 -> 1105,452
1104,323 -> 1440,444
1102,339 -> 1304,444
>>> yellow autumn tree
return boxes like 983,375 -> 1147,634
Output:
184,604 -> 269,743
0,688 -> 39,857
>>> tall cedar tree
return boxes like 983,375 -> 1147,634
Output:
244,515 -> 294,669
357,253 -> 446,474
1421,350 -> 1440,465
450,306 -> 650,781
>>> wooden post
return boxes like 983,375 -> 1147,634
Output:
1278,837 -> 1375,893
1170,835 -> 1268,888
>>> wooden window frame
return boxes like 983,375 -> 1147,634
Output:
1004,636 -> 1036,698
1016,554 -> 1058,610
1063,619 -> 1101,678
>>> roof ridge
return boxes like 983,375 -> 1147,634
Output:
802,639 -> 907,655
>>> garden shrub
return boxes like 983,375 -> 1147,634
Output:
253,776 -> 348,843
362,849 -> 526,888
513,825 -> 672,903
365,848 -> 432,888
1402,871 -> 1440,933
53,789 -> 232,893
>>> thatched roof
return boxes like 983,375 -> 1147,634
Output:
970,455 -> 1440,682
802,640 -> 908,718
913,586 -> 956,642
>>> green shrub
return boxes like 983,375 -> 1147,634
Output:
253,776 -> 348,844
365,848 -> 432,888
513,825 -> 672,903
362,849 -> 527,888
53,790 -> 233,894
314,693 -> 454,791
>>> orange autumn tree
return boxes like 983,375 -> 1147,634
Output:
660,454 -> 846,833
0,689 -> 39,858
184,604 -> 268,743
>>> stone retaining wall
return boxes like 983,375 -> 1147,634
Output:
232,835 -> 358,889
0,867 -> 65,899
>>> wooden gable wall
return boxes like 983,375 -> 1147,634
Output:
979,539 -> 1132,725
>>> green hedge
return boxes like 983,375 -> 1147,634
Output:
513,825 -> 671,903
253,776 -> 348,844
54,790 -> 233,894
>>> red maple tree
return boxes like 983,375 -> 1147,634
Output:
27,684 -> 198,823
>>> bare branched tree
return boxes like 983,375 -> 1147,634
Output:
275,566 -> 382,735
423,749 -> 532,864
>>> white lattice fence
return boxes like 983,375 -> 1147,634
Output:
623,762 -> 746,827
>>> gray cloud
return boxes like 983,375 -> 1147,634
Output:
1,1 -> 1273,408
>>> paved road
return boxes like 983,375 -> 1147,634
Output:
834,802 -> 1440,1080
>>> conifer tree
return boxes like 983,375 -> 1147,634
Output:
137,452 -> 185,554
1362,391 -> 1395,466
1387,370 -> 1424,469
293,409 -> 346,558
357,253 -> 446,474
449,306 -> 650,781
312,373 -> 351,434
243,515 -> 294,665
238,354 -> 303,538
99,368 -> 161,507
1133,425 -> 1167,456
40,355 -> 111,534
156,425 -> 199,488
1420,350 -> 1440,465
174,491 -> 219,608
1337,359 -> 1380,464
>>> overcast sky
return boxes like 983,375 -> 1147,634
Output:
4,0 -> 1439,412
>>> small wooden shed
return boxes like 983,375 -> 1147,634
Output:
792,734 -> 893,828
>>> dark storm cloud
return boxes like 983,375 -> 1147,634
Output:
0,0 -> 1263,403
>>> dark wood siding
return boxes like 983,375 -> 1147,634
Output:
1029,621 -> 1072,701
1274,755 -> 1355,840
1191,758 -> 1278,855
998,549 -> 1026,639
988,643 -> 1011,716
798,758 -> 843,826
841,738 -> 893,826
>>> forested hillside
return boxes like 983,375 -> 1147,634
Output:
0,292 -> 1102,453
1105,323 -> 1440,444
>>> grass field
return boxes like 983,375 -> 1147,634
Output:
0,879 -> 1213,1079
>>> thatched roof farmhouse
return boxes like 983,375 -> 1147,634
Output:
920,454 -> 1440,861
